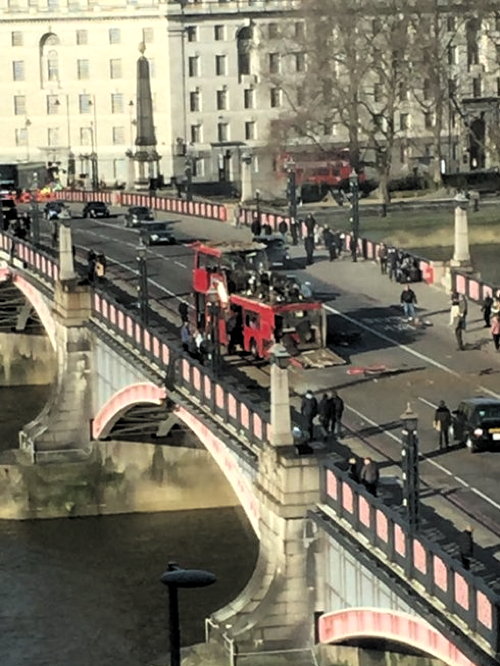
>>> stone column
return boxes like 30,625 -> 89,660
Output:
450,193 -> 473,270
126,153 -> 135,191
240,152 -> 253,204
269,343 -> 292,447
58,220 -> 77,282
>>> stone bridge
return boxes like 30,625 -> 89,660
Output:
0,224 -> 499,666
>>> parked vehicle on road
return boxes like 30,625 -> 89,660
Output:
452,397 -> 500,453
252,235 -> 290,269
139,221 -> 175,246
43,201 -> 71,220
124,206 -> 154,228
1,197 -> 18,224
82,201 -> 110,218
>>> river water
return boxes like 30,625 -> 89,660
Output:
0,386 -> 259,666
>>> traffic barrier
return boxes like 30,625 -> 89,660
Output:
452,270 -> 497,303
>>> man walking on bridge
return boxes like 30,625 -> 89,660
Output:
433,400 -> 452,450
400,284 -> 417,321
301,390 -> 318,442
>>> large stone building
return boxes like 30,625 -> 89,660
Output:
1,0 -> 500,196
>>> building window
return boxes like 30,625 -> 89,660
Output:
47,95 -> 59,115
497,77 -> 500,96
189,90 -> 200,112
216,89 -> 227,111
297,87 -> 305,106
47,50 -> 59,81
186,26 -> 197,42
399,81 -> 408,101
111,93 -> 124,114
472,77 -> 481,97
190,124 -> 201,143
244,88 -> 254,109
215,55 -> 227,76
423,78 -> 431,100
496,44 -> 500,64
400,143 -> 408,163
79,127 -> 92,145
373,82 -> 382,103
294,52 -> 305,72
268,22 -> 278,39
77,59 -> 89,80
217,122 -> 228,142
112,127 -> 125,144
109,28 -> 121,44
214,25 -> 224,41
188,56 -> 199,77
76,29 -> 88,45
13,60 -> 25,81
110,59 -> 122,79
237,26 -> 252,76
269,53 -> 280,74
15,128 -> 28,146
447,45 -> 456,65
47,0 -> 59,9
48,127 -> 59,146
424,112 -> 434,129
447,16 -> 455,32
294,21 -> 305,40
400,112 -> 409,130
14,95 -> 26,115
245,121 -> 255,140
11,31 -> 23,47
270,87 -> 281,108
79,94 -> 91,113
142,27 -> 154,43
448,78 -> 456,96
372,17 -> 382,33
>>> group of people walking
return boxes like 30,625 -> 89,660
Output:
300,389 -> 344,442
378,243 -> 421,283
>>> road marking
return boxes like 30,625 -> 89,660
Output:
324,304 -> 500,400
417,396 -> 438,409
174,260 -> 187,268
346,402 -> 500,512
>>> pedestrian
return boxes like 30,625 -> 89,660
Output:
318,392 -> 334,439
250,212 -> 261,237
453,308 -> 466,350
387,246 -> 397,281
278,219 -> 288,241
51,220 -> 59,247
180,322 -> 191,351
458,525 -> 474,570
491,313 -> 500,351
458,293 -> 468,330
378,243 -> 388,274
87,248 -> 97,283
482,294 -> 493,328
290,219 -> 299,246
233,204 -> 241,228
323,227 -> 337,261
178,300 -> 189,323
300,389 -> 318,442
95,253 -> 106,281
360,457 -> 379,496
304,235 -> 314,265
348,456 -> 360,483
305,213 -> 316,238
492,294 -> 500,318
262,222 -> 273,236
400,284 -> 417,321
433,400 -> 452,450
331,391 -> 344,437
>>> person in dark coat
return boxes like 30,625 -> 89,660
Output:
458,525 -> 474,570
87,248 -> 97,283
348,456 -> 360,483
304,235 -> 315,265
178,300 -> 189,323
323,228 -> 337,262
331,391 -> 344,437
434,400 -> 452,450
278,219 -> 288,240
304,213 -> 316,238
360,457 -> 379,496
387,247 -> 397,281
290,219 -> 299,246
318,392 -> 335,439
250,212 -> 261,237
378,243 -> 388,274
481,294 -> 493,328
301,390 -> 318,442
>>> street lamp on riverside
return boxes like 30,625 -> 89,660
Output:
255,188 -> 261,223
349,169 -> 360,263
400,402 -> 420,535
184,153 -> 193,203
136,241 -> 149,325
160,562 -> 216,666
206,287 -> 221,375
284,156 -> 297,222
30,171 -> 40,246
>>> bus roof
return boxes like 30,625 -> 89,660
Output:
229,293 -> 322,313
192,240 -> 266,258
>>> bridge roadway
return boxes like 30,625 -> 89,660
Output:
31,202 -> 500,545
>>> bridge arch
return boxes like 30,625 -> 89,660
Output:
318,608 -> 476,666
0,269 -> 57,349
92,382 -> 259,536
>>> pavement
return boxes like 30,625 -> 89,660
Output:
31,204 -> 500,577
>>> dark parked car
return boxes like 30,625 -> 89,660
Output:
252,235 -> 290,268
82,201 -> 110,218
139,221 -> 175,246
124,206 -> 154,228
1,198 -> 18,225
452,397 -> 500,453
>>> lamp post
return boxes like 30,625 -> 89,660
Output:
284,156 -> 297,222
184,154 -> 193,203
55,95 -> 73,185
400,402 -> 420,535
255,188 -> 261,223
206,288 -> 220,375
349,169 -> 360,263
136,241 -> 149,325
88,96 -> 99,190
30,171 -> 40,246
25,118 -> 32,162
160,562 -> 216,666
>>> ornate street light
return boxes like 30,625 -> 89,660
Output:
136,241 -> 149,325
206,287 -> 220,375
284,156 -> 297,222
349,169 -> 360,263
400,402 -> 420,534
